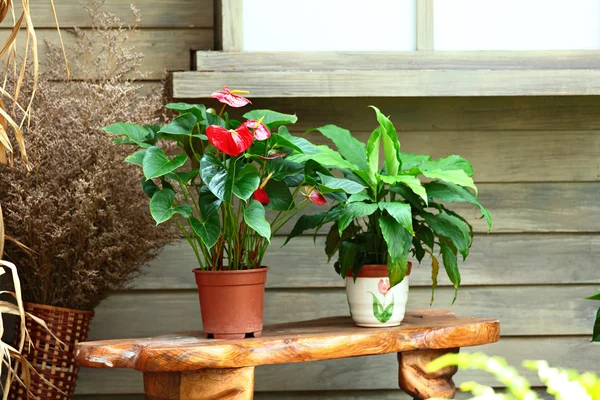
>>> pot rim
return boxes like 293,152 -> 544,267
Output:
192,266 -> 269,275
23,302 -> 95,316
345,263 -> 412,278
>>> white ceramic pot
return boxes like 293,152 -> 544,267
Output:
345,264 -> 411,327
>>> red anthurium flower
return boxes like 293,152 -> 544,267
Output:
243,118 -> 270,141
253,188 -> 269,205
206,125 -> 253,156
211,86 -> 251,108
304,186 -> 327,205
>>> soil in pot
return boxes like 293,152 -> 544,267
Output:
193,267 -> 268,339
345,263 -> 411,327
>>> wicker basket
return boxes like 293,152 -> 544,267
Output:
10,302 -> 94,400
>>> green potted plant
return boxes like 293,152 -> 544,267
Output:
106,87 -> 333,339
286,106 -> 492,327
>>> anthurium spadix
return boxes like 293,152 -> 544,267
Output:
285,106 -> 492,304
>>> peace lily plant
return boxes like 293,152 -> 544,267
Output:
103,87 -> 349,338
286,106 -> 492,326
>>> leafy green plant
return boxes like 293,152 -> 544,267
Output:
428,352 -> 600,400
286,106 -> 491,301
106,87 -> 335,270
587,291 -> 600,342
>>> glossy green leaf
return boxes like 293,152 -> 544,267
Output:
103,122 -> 153,148
425,180 -> 492,231
311,125 -> 367,170
277,126 -> 318,155
264,179 -> 294,211
378,215 -> 411,264
420,155 -> 474,176
190,213 -> 220,248
167,170 -> 199,185
232,164 -> 260,201
296,145 -> 358,171
125,149 -> 147,165
149,189 -> 192,224
366,127 -> 381,187
158,113 -> 197,137
593,307 -> 600,342
400,152 -> 431,171
440,240 -> 461,303
269,158 -> 304,181
142,146 -> 188,180
378,201 -> 414,235
243,109 -> 298,129
200,153 -> 234,202
422,212 -> 471,259
379,174 -> 428,204
284,208 -> 341,245
371,106 -> 401,176
347,192 -> 373,203
387,256 -> 409,288
244,200 -> 271,241
416,225 -> 435,250
587,291 -> 600,301
165,102 -> 205,121
421,169 -> 478,195
270,133 -> 304,154
198,185 -> 222,218
338,202 -> 378,234
141,178 -> 159,198
317,172 -> 366,194
338,240 -> 362,279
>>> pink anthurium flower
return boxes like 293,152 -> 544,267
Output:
211,86 -> 251,108
243,118 -> 270,141
303,186 -> 327,205
378,279 -> 390,295
206,124 -> 253,156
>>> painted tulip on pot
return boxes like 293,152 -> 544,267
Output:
104,87 -> 331,339
286,107 -> 493,327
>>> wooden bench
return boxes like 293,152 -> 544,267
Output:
75,309 -> 499,399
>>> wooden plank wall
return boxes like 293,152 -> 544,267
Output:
17,2 -> 597,399
73,95 -> 600,399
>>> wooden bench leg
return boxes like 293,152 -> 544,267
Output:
143,367 -> 254,400
398,348 -> 460,400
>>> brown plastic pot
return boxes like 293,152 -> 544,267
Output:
193,267 -> 268,339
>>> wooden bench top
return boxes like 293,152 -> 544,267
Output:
75,310 -> 499,373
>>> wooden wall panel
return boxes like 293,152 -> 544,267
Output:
87,286 -> 596,340
16,0 -> 213,28
221,96 -> 600,132
75,337 -> 597,394
0,29 -> 213,79
136,234 -> 600,290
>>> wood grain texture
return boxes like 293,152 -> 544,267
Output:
217,0 -> 243,51
416,0 -> 434,51
75,311 -> 499,372
398,348 -> 460,399
136,234 -> 600,290
75,337 -> 598,394
144,368 -> 254,400
12,0 -> 213,28
195,51 -> 600,72
86,286 -> 596,340
73,388 -> 554,399
225,96 -> 600,132
172,70 -> 600,98
0,29 -> 213,79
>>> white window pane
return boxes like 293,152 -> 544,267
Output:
243,0 -> 417,51
434,0 -> 600,50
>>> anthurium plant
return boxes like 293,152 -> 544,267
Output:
104,87 -> 331,270
285,106 -> 492,301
